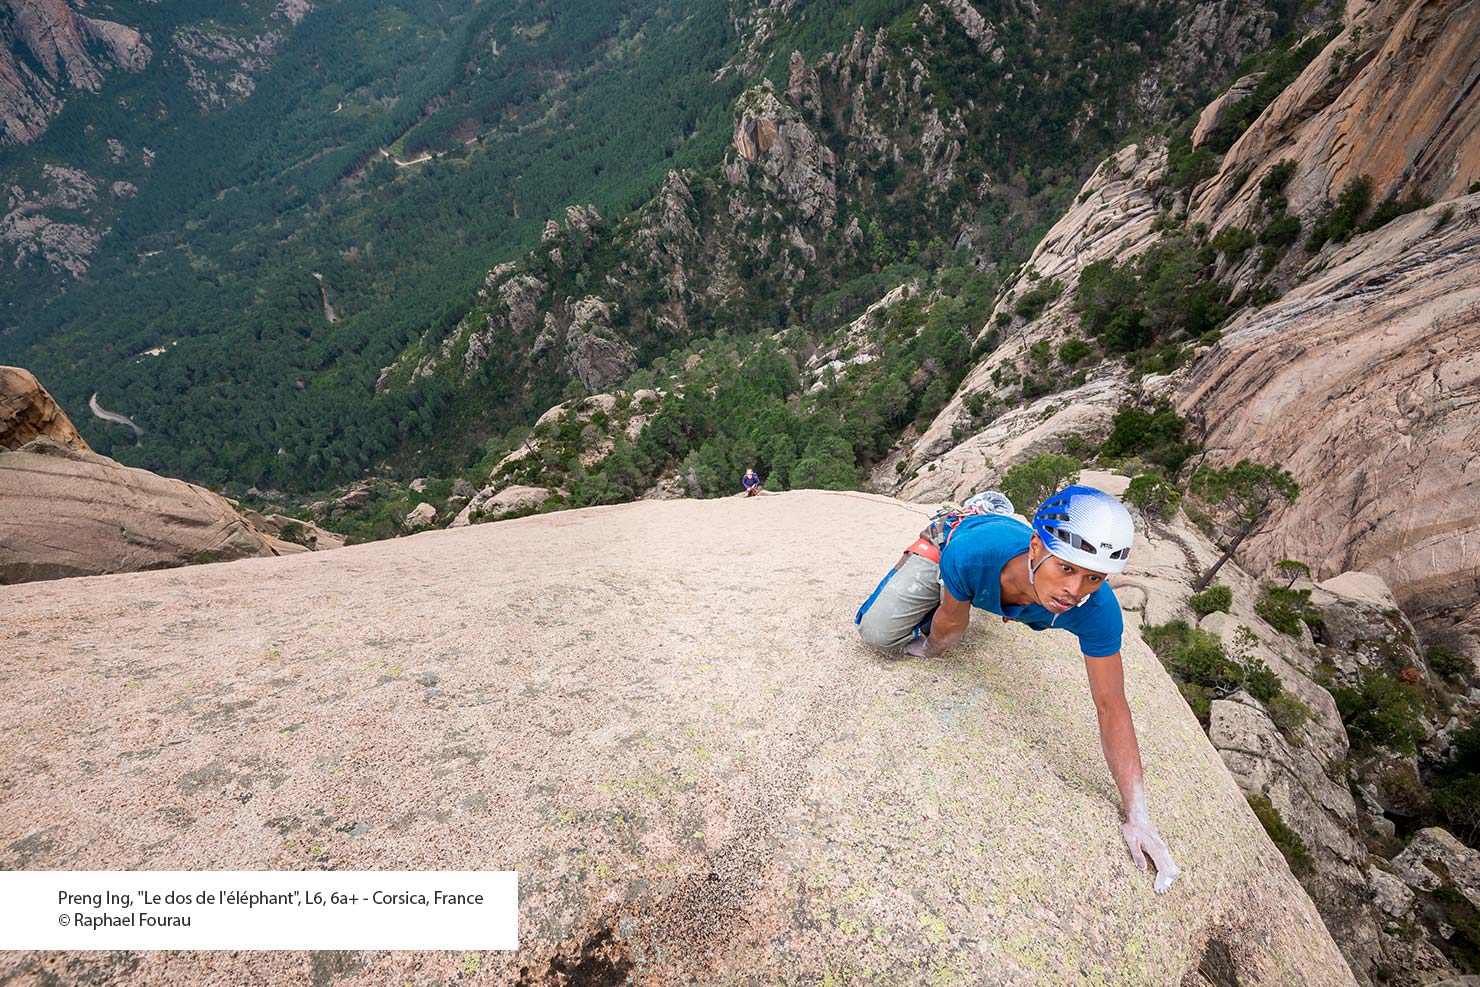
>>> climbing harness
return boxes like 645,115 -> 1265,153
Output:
903,492 -> 1018,566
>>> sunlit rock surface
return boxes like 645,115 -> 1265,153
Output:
1,492 -> 1354,984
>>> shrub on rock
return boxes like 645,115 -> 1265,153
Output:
1189,584 -> 1233,616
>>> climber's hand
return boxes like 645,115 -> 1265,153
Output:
903,635 -> 929,658
1121,813 -> 1181,893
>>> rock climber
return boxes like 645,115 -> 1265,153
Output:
854,485 -> 1181,893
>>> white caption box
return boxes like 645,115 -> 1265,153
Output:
0,871 -> 518,949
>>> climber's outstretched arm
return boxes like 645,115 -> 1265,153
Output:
1085,652 -> 1181,893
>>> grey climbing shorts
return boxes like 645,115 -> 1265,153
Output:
855,554 -> 944,649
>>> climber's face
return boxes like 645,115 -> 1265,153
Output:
1028,535 -> 1107,612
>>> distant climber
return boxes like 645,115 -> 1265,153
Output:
855,485 -> 1181,894
742,467 -> 761,497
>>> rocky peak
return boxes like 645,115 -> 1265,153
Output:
529,294 -> 634,394
785,50 -> 819,112
937,0 -> 997,56
1191,71 -> 1266,148
0,0 -> 151,145
726,81 -> 837,227
562,203 -> 601,237
633,170 -> 699,297
713,0 -> 798,83
0,365 -> 87,451
459,272 -> 548,377
918,106 -> 962,190
484,260 -> 517,289
732,82 -> 781,162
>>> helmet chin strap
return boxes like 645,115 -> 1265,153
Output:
1026,547 -> 1052,609
1027,550 -> 1050,586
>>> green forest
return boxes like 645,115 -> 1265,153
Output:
2,0 -> 758,480
3,0 -> 1305,497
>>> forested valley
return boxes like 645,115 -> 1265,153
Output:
3,0 -> 1300,496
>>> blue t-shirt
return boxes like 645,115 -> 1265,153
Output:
937,513 -> 1124,658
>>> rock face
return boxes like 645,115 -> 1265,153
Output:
1392,828 -> 1480,904
467,273 -> 547,378
0,365 -> 88,451
334,485 -> 372,510
0,365 -> 339,579
1115,508 -> 1463,982
1192,0 -> 1480,237
898,370 -> 1129,504
563,203 -> 599,236
0,0 -> 151,145
450,483 -> 549,526
231,505 -> 345,552
633,172 -> 708,312
1208,694 -> 1380,975
0,492 -> 1355,984
1077,463 -> 1466,983
0,438 -> 295,582
1307,572 -> 1426,689
171,21 -> 285,111
725,81 -> 837,227
904,143 -> 1165,479
529,296 -> 636,394
939,0 -> 997,56
1176,196 -> 1480,645
1382,827 -> 1480,979
1,162 -> 105,277
403,501 -> 436,530
1191,71 -> 1265,148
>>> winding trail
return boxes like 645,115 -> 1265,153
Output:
377,132 -> 482,168
87,393 -> 143,443
378,146 -> 432,168
312,272 -> 337,323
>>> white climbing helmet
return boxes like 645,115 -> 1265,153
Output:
1031,485 -> 1135,575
